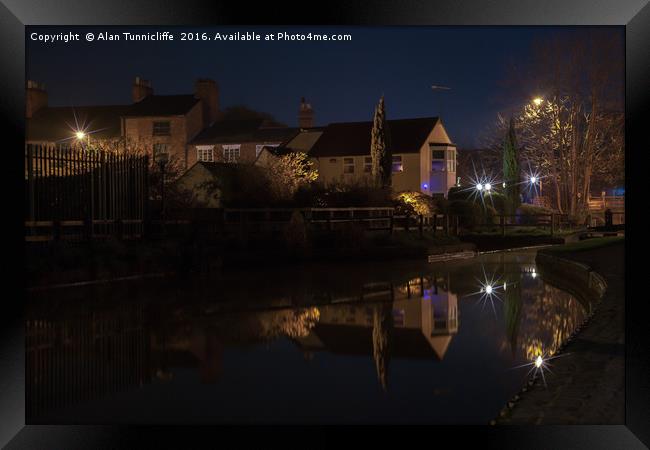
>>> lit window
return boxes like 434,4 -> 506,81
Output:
343,157 -> 355,174
392,155 -> 403,173
447,149 -> 457,172
364,157 -> 372,173
196,146 -> 214,162
223,144 -> 241,163
153,121 -> 171,136
153,143 -> 169,159
432,160 -> 444,171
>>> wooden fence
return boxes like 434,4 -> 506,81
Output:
25,144 -> 149,242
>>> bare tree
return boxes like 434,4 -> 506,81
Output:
482,30 -> 624,216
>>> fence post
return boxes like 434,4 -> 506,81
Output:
550,213 -> 555,237
500,215 -> 506,237
405,214 -> 410,232
455,215 -> 459,236
116,218 -> 124,241
444,214 -> 449,236
84,217 -> 92,241
389,214 -> 394,235
419,215 -> 424,237
53,220 -> 61,241
432,214 -> 437,237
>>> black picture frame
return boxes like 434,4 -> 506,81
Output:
2,0 -> 648,447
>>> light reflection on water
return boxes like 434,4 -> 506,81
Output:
26,249 -> 591,424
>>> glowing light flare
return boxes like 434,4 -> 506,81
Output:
476,183 -> 483,191
510,350 -> 572,389
485,183 -> 492,192
75,131 -> 86,140
532,97 -> 543,106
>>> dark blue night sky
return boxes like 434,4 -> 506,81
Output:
26,26 -> 621,148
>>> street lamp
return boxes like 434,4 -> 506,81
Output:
76,130 -> 93,236
155,149 -> 169,235
532,97 -> 543,106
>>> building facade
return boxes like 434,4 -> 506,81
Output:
309,117 -> 457,197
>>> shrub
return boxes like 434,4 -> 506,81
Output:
447,199 -> 484,230
393,191 -> 437,217
517,203 -> 555,225
484,192 -> 508,215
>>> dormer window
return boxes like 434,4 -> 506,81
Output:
153,121 -> 171,136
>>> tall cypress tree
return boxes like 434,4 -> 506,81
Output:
503,117 -> 520,215
371,96 -> 392,188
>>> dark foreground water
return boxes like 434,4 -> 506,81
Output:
26,249 -> 594,424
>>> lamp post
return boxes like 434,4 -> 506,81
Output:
155,149 -> 169,236
76,131 -> 94,237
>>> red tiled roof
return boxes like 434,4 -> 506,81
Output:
310,117 -> 441,157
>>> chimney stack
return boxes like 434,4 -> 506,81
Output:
132,76 -> 153,103
194,78 -> 219,128
26,80 -> 48,118
298,97 -> 314,129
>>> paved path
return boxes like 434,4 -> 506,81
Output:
495,242 -> 625,424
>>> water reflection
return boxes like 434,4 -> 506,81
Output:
26,250 -> 593,423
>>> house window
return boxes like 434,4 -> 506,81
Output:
223,144 -> 241,163
447,149 -> 457,172
196,146 -> 214,162
392,155 -> 403,173
153,121 -> 171,136
364,157 -> 372,173
432,160 -> 445,171
343,157 -> 355,174
431,149 -> 445,159
153,143 -> 169,159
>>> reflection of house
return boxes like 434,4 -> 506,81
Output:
295,275 -> 459,361
309,117 -> 457,197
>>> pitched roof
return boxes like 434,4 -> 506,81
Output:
310,117 -> 442,157
191,118 -> 299,145
26,105 -> 130,142
123,94 -> 200,117
284,128 -> 324,153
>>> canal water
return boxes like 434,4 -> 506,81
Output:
26,249 -> 594,424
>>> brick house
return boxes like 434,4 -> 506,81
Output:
188,118 -> 301,167
309,117 -> 457,197
122,77 -> 218,172
26,77 -> 220,175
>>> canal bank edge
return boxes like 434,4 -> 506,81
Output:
492,242 -> 625,425
27,241 -> 478,290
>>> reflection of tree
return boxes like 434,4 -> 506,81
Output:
515,282 -> 586,360
372,300 -> 393,391
504,273 -> 523,357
